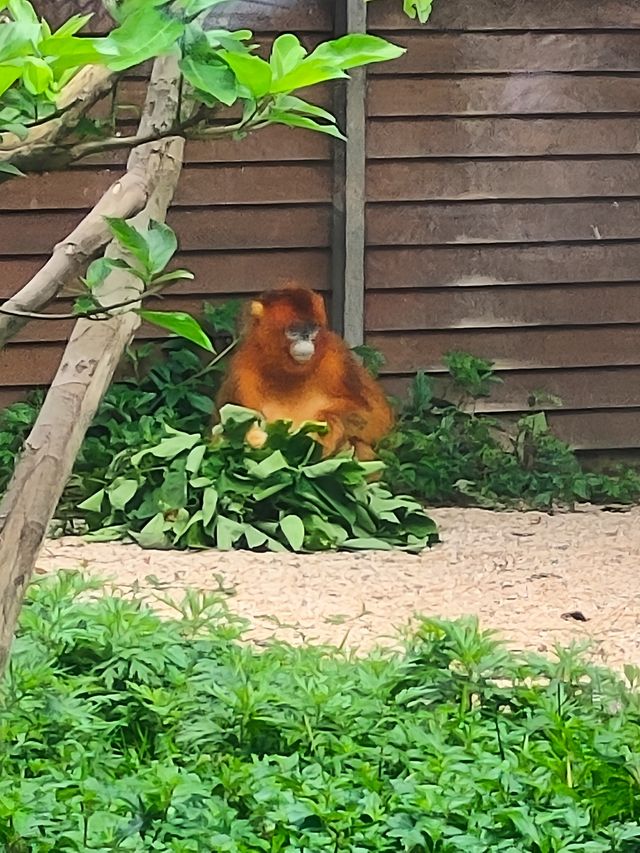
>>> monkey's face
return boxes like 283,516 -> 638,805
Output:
285,322 -> 320,364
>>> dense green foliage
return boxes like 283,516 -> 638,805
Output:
380,354 -> 640,509
2,572 -> 640,851
69,403 -> 436,552
1,322 -> 639,542
1,0 -> 411,180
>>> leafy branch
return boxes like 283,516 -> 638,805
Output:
1,0 -> 406,176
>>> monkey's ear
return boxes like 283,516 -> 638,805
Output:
250,301 -> 264,318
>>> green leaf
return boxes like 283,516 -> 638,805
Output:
185,443 -> 206,474
268,110 -> 345,141
403,0 -> 435,24
131,432 -> 200,465
0,160 -> 24,177
102,5 -> 185,72
105,217 -> 150,269
51,13 -> 93,39
245,450 -> 289,480
342,537 -> 393,550
269,59 -> 347,94
303,457 -> 352,478
280,514 -> 305,551
269,33 -> 307,79
78,489 -> 105,513
41,36 -> 105,73
181,0 -> 232,15
138,311 -> 214,353
107,479 -> 138,511
215,515 -> 244,550
151,269 -> 195,285
130,512 -> 169,549
219,50 -> 272,98
145,219 -> 178,275
84,257 -> 132,290
244,524 -> 268,549
202,486 -> 218,526
21,57 -> 54,95
219,403 -> 261,427
310,34 -> 405,71
0,65 -> 23,97
274,94 -> 335,123
180,56 -> 238,106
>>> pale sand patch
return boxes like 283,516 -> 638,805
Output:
36,506 -> 640,669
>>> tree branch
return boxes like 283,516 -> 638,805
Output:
0,66 -> 116,172
0,54 -> 186,674
0,284 -> 167,321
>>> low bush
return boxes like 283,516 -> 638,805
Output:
381,354 -> 640,510
1,572 -> 640,851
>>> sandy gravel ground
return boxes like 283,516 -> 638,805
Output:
36,506 -> 640,669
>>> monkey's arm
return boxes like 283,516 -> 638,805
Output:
215,366 -> 270,449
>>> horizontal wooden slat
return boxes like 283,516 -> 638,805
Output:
368,76 -> 640,117
366,243 -> 640,289
548,410 -> 640,451
368,0 -> 640,30
0,344 -> 64,386
366,284 -> 640,331
37,1 -> 333,33
2,164 -> 333,211
0,250 -> 330,299
368,117 -> 640,158
367,326 -> 640,372
382,367 -> 640,412
0,206 -> 332,254
367,159 -> 640,202
0,387 -> 35,411
84,126 -> 333,167
366,201 -> 640,246
369,32 -> 640,74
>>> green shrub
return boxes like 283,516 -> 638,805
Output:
2,572 -> 640,851
381,355 -> 640,509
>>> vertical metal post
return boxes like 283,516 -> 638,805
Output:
331,0 -> 367,345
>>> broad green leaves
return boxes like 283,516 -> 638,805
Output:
138,311 -> 214,353
100,5 -> 185,73
74,404 -> 438,553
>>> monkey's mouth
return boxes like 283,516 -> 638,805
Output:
290,341 -> 315,364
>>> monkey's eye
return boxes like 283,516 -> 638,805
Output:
286,323 -> 319,341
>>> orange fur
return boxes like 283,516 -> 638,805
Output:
216,285 -> 394,460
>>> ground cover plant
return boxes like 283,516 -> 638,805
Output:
2,571 -> 640,851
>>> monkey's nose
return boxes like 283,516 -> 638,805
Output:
291,341 -> 315,362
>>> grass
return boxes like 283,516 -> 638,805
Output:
1,571 -> 640,852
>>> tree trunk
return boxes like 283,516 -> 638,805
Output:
0,55 -> 185,674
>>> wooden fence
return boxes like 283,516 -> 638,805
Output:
1,0 -> 640,452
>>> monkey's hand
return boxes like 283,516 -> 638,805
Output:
246,423 -> 268,449
313,413 -> 347,458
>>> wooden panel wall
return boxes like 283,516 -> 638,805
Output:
366,0 -> 640,450
0,0 -> 335,409
3,0 -> 640,452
